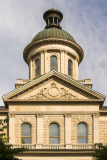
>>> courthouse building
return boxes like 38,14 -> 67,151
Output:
0,8 -> 107,160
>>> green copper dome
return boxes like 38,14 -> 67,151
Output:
31,28 -> 75,43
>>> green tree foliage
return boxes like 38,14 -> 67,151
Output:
0,118 -> 27,160
93,144 -> 107,160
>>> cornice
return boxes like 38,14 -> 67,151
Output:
23,38 -> 84,64
17,149 -> 95,155
8,111 -> 100,115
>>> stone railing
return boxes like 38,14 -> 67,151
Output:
72,144 -> 94,149
43,144 -> 65,149
6,143 -> 99,149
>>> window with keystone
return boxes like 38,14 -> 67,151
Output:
68,59 -> 72,76
35,59 -> 40,76
77,123 -> 87,143
50,56 -> 57,71
49,123 -> 59,144
21,123 -> 31,144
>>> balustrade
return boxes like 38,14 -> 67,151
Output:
6,143 -> 96,149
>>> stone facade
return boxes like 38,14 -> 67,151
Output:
0,7 -> 107,160
43,115 -> 64,144
71,115 -> 93,144
15,115 -> 36,144
99,116 -> 107,144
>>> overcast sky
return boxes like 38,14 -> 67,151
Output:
0,0 -> 107,106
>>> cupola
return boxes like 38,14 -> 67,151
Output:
43,8 -> 63,29
23,8 -> 84,80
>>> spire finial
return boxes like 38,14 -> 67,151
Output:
52,4 -> 53,8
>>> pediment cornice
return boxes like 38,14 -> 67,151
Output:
2,71 -> 105,107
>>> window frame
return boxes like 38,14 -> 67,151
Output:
49,123 -> 60,144
68,59 -> 72,76
77,122 -> 88,144
50,55 -> 57,72
35,59 -> 40,76
21,123 -> 32,144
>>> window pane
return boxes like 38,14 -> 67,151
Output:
78,137 -> 87,144
21,137 -> 31,144
21,124 -> 31,136
35,59 -> 40,76
36,68 -> 40,76
36,59 -> 39,68
68,60 -> 72,68
78,123 -> 87,136
51,56 -> 57,64
50,137 -> 59,144
51,65 -> 57,71
50,124 -> 59,136
68,68 -> 71,76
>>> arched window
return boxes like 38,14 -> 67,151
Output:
50,56 -> 57,71
21,123 -> 31,144
35,59 -> 40,76
77,123 -> 87,144
49,123 -> 59,144
68,59 -> 72,76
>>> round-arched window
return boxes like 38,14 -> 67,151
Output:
68,59 -> 72,76
49,123 -> 59,144
35,59 -> 40,76
50,56 -> 57,71
77,123 -> 87,144
21,123 -> 31,144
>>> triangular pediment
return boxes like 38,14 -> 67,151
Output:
2,71 -> 105,102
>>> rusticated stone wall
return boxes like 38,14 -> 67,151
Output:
15,115 -> 36,144
43,115 -> 65,144
71,115 -> 93,143
99,120 -> 107,143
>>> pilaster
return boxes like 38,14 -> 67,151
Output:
65,113 -> 72,147
93,113 -> 100,143
9,113 -> 15,144
37,114 -> 44,147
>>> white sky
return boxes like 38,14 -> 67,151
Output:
0,0 -> 107,106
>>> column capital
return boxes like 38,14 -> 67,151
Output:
93,113 -> 100,118
8,113 -> 15,118
36,114 -> 44,118
60,50 -> 68,54
65,113 -> 72,118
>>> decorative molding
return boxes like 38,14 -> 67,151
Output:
24,82 -> 78,100
93,113 -> 100,118
65,113 -> 72,118
37,114 -> 44,118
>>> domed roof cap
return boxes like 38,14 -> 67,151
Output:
31,28 -> 75,43
43,8 -> 63,21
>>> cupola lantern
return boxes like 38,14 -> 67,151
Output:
43,8 -> 63,29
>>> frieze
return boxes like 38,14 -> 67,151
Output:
24,82 -> 78,100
